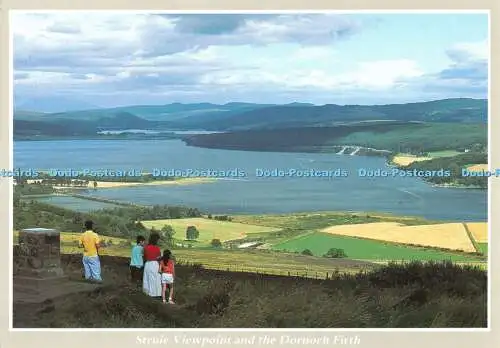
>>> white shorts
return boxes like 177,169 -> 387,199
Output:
161,273 -> 174,284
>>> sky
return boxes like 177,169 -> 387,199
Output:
12,12 -> 489,108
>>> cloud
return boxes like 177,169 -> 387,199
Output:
12,13 -> 362,87
14,72 -> 29,80
167,14 -> 270,35
201,58 -> 423,92
438,40 -> 488,82
237,14 -> 360,45
409,40 -> 489,97
446,40 -> 488,62
11,12 -> 488,106
46,22 -> 82,34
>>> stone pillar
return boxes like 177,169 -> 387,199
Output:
15,228 -> 65,279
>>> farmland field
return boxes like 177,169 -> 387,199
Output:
477,243 -> 488,255
322,222 -> 475,252
466,222 -> 488,243
320,222 -> 477,252
231,211 -> 439,229
141,217 -> 280,245
391,154 -> 430,166
391,150 -> 463,167
466,164 -> 489,172
12,231 -> 375,278
272,232 -> 484,262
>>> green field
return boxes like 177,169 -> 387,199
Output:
231,211 -> 439,229
230,212 -> 443,244
13,231 -> 375,278
273,232 -> 485,262
141,217 -> 280,245
477,243 -> 488,255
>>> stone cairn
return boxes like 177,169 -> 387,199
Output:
14,228 -> 65,281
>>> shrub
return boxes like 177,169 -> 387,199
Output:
301,249 -> 313,256
323,248 -> 347,258
211,239 -> 222,248
186,225 -> 200,240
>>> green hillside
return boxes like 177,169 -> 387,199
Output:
183,122 -> 487,155
14,98 -> 487,139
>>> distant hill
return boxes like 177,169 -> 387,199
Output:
13,98 -> 488,139
14,102 -> 272,122
13,110 -> 48,119
14,112 -> 159,137
172,98 -> 486,131
182,121 -> 487,155
14,119 -> 97,137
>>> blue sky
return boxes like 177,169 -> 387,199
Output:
12,12 -> 489,108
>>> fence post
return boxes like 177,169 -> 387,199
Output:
326,272 -> 329,280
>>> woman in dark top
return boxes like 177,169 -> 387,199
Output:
142,232 -> 162,297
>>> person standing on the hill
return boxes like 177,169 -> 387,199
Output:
78,220 -> 103,282
130,235 -> 145,287
142,232 -> 162,298
159,249 -> 175,304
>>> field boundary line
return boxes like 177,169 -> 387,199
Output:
462,222 -> 481,254
319,227 -> 481,258
271,230 -> 318,247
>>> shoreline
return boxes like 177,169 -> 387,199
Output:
387,155 -> 488,190
431,183 -> 485,190
19,137 -> 487,190
28,177 -> 216,190
90,177 -> 216,189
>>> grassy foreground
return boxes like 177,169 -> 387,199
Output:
12,231 -> 376,278
13,253 -> 487,328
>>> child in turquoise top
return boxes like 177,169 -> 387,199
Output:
130,235 -> 145,287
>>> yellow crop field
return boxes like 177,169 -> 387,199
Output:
321,222 -> 476,252
392,155 -> 430,166
466,222 -> 488,243
466,164 -> 489,172
141,217 -> 279,244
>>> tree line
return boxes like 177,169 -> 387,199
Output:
403,152 -> 488,188
14,173 -> 178,185
14,190 -> 202,240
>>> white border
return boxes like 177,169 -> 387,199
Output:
7,9 -> 491,13
9,9 -> 491,332
486,8 -> 492,332
9,9 -> 14,332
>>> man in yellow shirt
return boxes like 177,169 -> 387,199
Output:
79,220 -> 102,282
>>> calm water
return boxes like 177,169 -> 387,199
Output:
14,139 -> 488,221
